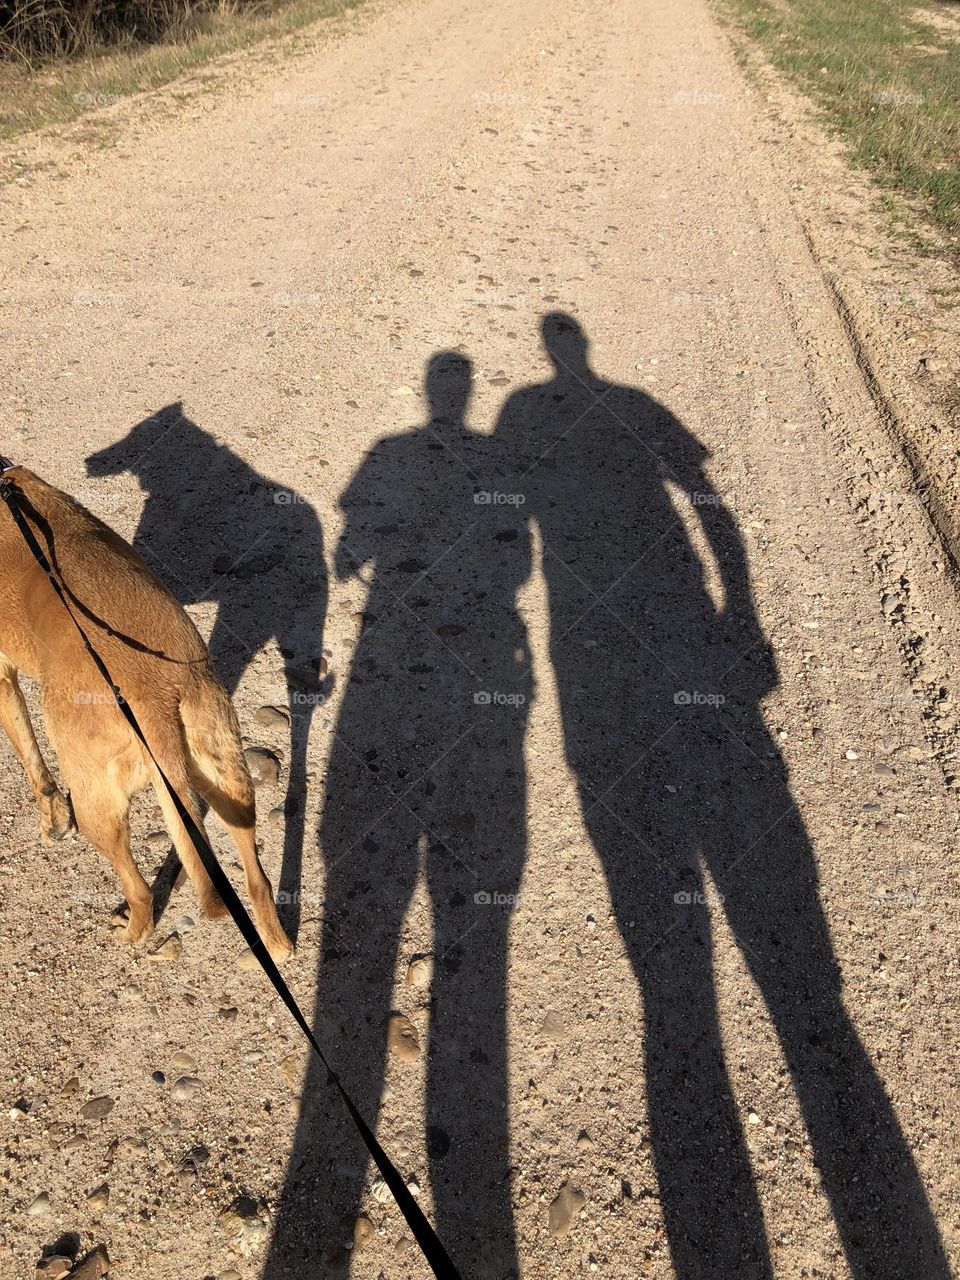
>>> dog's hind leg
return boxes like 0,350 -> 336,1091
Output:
145,749 -> 228,925
42,690 -> 153,941
70,771 -> 154,944
182,686 -> 294,962
0,655 -> 74,843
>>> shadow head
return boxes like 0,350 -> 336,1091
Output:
425,351 -> 473,426
541,311 -> 590,376
86,403 -> 201,481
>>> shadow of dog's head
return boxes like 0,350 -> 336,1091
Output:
86,401 -> 197,483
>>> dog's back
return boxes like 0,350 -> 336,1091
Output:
0,465 -> 209,700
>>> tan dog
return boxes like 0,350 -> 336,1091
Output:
0,461 -> 293,961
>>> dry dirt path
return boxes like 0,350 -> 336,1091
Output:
2,0 -> 960,1278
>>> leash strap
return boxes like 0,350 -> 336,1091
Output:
0,475 -> 463,1280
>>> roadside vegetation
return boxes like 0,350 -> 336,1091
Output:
719,0 -> 960,248
0,0 -> 360,138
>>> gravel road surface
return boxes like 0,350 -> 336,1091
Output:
2,0 -> 959,1277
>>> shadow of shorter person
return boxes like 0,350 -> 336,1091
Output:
493,313 -> 951,1280
87,403 -> 328,942
265,353 -> 531,1280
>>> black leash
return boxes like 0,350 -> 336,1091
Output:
0,469 -> 463,1280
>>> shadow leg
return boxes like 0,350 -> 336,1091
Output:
206,606 -> 260,704
277,678 -> 312,943
634,893 -> 774,1279
427,887 -> 519,1280
721,802 -> 950,1279
264,813 -> 416,1277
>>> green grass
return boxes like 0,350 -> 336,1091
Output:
718,0 -> 960,247
0,0 -> 362,140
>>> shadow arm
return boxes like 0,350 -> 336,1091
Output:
686,467 -> 775,688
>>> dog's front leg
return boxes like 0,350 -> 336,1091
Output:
0,658 -> 75,842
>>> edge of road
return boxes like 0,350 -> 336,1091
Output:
0,0 -> 404,184
714,9 -> 960,577
713,10 -> 960,809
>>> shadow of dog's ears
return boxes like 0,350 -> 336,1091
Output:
86,402 -> 189,479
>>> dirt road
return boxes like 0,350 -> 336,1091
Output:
2,0 -> 960,1277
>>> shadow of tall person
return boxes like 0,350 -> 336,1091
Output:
266,353 -> 531,1279
493,313 -> 950,1280
86,403 -> 327,942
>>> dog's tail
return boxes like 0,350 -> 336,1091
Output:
177,675 -> 292,961
179,677 -> 256,830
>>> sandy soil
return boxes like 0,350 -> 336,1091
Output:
1,0 -> 959,1277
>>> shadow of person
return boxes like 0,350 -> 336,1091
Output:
86,403 -> 327,943
493,313 -> 950,1279
265,353 -> 531,1279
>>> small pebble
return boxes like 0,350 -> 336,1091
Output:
219,1195 -> 269,1256
27,1191 -> 50,1216
148,934 -> 182,961
244,747 -> 280,786
405,956 -> 434,988
67,1245 -> 110,1280
256,705 -> 290,729
537,1010 -> 565,1045
922,354 -> 948,375
548,1179 -> 585,1236
171,1076 -> 201,1103
35,1258 -> 72,1280
87,1182 -> 110,1213
350,1214 -> 374,1251
280,1053 -> 301,1088
387,1014 -> 421,1062
80,1096 -> 114,1121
